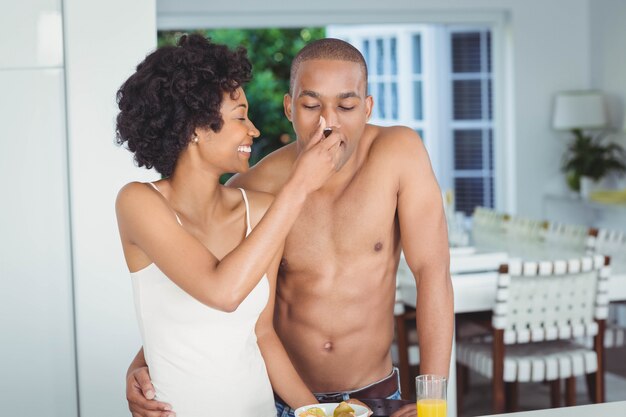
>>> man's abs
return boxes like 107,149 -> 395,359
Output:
274,259 -> 398,392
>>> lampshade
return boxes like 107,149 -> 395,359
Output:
552,91 -> 608,130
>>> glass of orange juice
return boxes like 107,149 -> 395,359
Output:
416,374 -> 447,417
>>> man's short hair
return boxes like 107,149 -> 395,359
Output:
289,38 -> 368,95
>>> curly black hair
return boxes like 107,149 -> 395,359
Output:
116,34 -> 252,177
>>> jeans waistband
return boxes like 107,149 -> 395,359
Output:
314,367 -> 400,402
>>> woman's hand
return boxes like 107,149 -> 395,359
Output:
126,366 -> 174,417
290,116 -> 343,194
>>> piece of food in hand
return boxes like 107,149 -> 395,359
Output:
298,406 -> 327,417
333,402 -> 356,417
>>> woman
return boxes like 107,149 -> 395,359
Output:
115,34 -> 339,416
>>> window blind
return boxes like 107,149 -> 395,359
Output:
450,30 -> 494,215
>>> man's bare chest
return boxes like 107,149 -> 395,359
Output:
283,181 -> 399,263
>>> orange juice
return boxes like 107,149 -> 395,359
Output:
417,399 -> 447,417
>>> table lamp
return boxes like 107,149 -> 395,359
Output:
553,90 -> 607,134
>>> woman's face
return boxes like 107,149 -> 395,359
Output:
197,87 -> 260,174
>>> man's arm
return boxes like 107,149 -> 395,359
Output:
126,348 -> 174,417
395,128 -> 454,377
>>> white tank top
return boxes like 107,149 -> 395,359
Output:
131,185 -> 275,417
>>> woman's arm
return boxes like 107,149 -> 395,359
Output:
255,247 -> 317,408
117,117 -> 340,312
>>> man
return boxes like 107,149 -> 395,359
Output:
126,38 -> 453,417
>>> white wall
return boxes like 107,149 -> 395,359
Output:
0,1 -> 77,416
590,0 -> 626,132
0,70 -> 77,417
62,1 -> 157,416
544,0 -> 626,229
1,1 -> 157,416
157,0 -> 594,219
580,0 -> 626,231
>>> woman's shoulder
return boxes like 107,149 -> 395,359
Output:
237,188 -> 274,228
117,181 -> 158,205
116,181 -> 168,220
239,188 -> 274,212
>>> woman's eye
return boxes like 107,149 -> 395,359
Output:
339,106 -> 355,111
303,105 -> 319,110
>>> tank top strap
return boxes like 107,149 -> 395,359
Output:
148,182 -> 183,226
238,188 -> 252,237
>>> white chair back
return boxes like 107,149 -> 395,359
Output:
504,217 -> 547,243
595,228 -> 626,275
492,255 -> 610,345
497,216 -> 548,259
472,207 -> 509,250
544,222 -> 595,256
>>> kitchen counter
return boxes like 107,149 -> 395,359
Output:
479,401 -> 626,417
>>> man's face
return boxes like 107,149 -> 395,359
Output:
284,59 -> 373,171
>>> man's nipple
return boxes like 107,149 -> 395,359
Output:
323,341 -> 333,351
278,258 -> 288,274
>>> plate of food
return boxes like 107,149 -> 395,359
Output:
295,401 -> 369,417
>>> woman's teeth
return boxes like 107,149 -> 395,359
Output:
238,145 -> 251,152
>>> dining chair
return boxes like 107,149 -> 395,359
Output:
393,261 -> 420,400
544,222 -> 597,256
501,216 -> 550,258
595,228 -> 626,276
472,207 -> 510,250
456,255 -> 609,414
504,216 -> 548,243
594,229 -> 626,350
393,305 -> 420,399
605,303 -> 626,348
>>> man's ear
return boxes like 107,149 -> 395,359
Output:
283,94 -> 293,121
365,95 -> 374,121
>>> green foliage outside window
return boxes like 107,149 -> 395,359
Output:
158,28 -> 325,182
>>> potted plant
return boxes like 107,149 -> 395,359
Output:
561,128 -> 626,193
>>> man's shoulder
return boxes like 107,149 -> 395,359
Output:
367,124 -> 426,160
227,143 -> 296,194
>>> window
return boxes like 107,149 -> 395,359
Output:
363,37 -> 398,120
328,24 -> 494,216
449,29 -> 494,215
329,26 -> 426,140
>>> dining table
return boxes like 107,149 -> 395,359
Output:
395,244 -> 626,417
